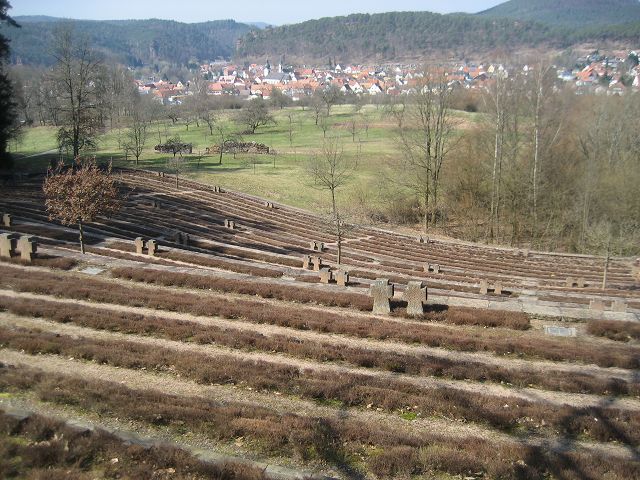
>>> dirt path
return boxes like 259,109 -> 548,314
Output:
2,307 -> 639,412
0,348 -> 637,462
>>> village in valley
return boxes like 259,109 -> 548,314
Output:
138,50 -> 640,104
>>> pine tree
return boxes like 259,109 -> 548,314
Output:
0,1 -> 19,170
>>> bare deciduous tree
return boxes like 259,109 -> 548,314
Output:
396,69 -> 457,232
43,158 -> 121,254
306,136 -> 353,264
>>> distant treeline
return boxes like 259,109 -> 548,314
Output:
237,12 -> 640,63
4,17 -> 252,66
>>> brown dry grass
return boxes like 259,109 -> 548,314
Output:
1,325 -> 638,446
0,296 -> 633,397
0,265 -> 637,369
0,409 -> 268,480
1,364 -> 638,480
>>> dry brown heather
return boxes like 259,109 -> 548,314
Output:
0,409 -> 268,480
110,267 -> 531,329
1,364 -> 638,480
1,325 -> 639,445
588,319 -> 640,342
0,296 -> 634,397
0,265 -> 637,369
0,255 -> 77,271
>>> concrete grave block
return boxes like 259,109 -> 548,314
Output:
319,268 -> 333,284
370,278 -> 394,315
302,255 -> 312,270
2,213 -> 11,227
479,279 -> 489,295
134,237 -> 146,254
18,236 -> 37,262
589,299 -> 605,311
335,270 -> 350,287
0,233 -> 17,258
612,299 -> 628,313
147,239 -> 158,256
309,241 -> 324,252
311,256 -> 323,272
544,326 -> 577,337
404,281 -> 427,316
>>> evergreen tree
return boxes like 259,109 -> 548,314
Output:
0,1 -> 19,169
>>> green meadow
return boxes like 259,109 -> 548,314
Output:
9,104 -> 479,214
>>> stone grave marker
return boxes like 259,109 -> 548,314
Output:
134,237 -> 146,254
319,268 -> 333,284
2,213 -> 11,227
479,279 -> 489,295
335,270 -> 350,287
0,233 -> 17,258
224,220 -> 236,230
147,239 -> 158,256
494,281 -> 503,296
302,255 -> 312,270
81,267 -> 105,276
264,201 -> 275,209
404,281 -> 427,316
589,299 -> 605,311
18,236 -> 37,262
370,279 -> 394,315
612,299 -> 628,313
566,277 -> 576,288
576,278 -> 586,288
544,326 -> 577,337
311,256 -> 323,272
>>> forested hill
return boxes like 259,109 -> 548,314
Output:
3,17 -> 252,66
236,12 -> 560,63
235,10 -> 640,64
478,0 -> 640,27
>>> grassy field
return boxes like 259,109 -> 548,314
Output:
9,105 -> 479,214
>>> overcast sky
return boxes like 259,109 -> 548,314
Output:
10,0 -> 506,24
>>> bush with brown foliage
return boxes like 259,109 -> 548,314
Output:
587,320 -> 640,342
1,364 -> 638,480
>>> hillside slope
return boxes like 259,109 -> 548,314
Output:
479,0 -> 640,27
235,10 -> 640,64
3,17 -> 252,66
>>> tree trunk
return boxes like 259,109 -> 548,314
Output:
78,220 -> 86,254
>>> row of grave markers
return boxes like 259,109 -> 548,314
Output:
302,255 -> 349,286
590,298 -> 628,313
0,233 -> 37,261
370,279 -> 428,316
134,237 -> 158,256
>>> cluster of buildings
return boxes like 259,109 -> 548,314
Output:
135,51 -> 640,105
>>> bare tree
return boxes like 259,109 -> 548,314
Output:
236,97 -> 275,134
320,84 -> 341,116
43,158 -> 121,254
50,25 -> 103,159
306,136 -> 353,264
396,70 -> 456,232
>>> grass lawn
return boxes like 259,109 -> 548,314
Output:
9,104 -> 480,214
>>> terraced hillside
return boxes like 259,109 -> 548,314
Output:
0,169 -> 639,479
